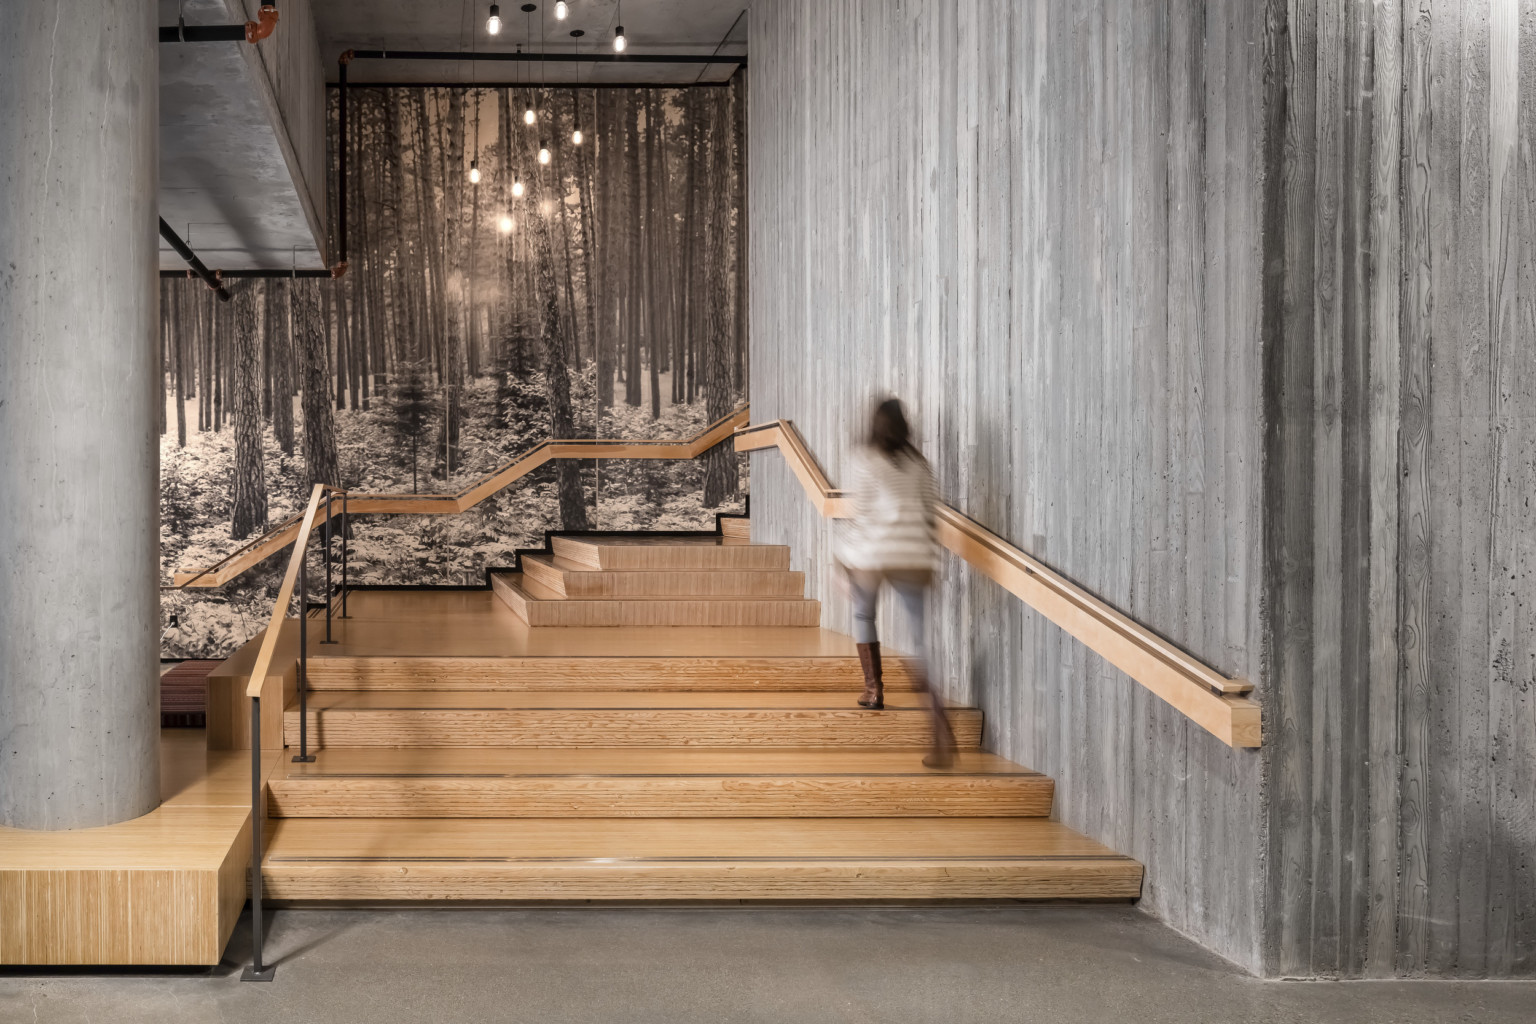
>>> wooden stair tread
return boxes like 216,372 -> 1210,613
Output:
275,747 -> 1032,777
264,817 -> 1134,862
266,748 -> 1054,818
493,573 -> 821,627
551,536 -> 790,571
303,654 -> 925,691
259,818 -> 1143,900
520,553 -> 806,599
290,691 -> 971,711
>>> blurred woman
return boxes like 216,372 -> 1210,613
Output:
836,398 -> 954,768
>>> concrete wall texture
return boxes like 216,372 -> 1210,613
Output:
747,0 -> 1536,978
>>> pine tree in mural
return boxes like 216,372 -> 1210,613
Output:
295,279 -> 339,489
230,286 -> 269,538
387,360 -> 438,493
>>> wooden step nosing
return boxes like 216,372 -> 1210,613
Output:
267,854 -> 1135,865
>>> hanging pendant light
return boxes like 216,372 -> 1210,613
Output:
499,214 -> 514,234
469,159 -> 481,184
539,141 -> 551,165
512,175 -> 525,198
613,1 -> 626,52
555,1 -> 568,20
487,3 -> 502,35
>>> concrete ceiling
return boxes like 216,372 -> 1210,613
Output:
313,0 -> 747,85
158,0 -> 324,271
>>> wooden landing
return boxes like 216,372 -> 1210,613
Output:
0,731 -> 279,965
521,552 -> 801,597
552,535 -> 790,571
260,818 -> 1142,901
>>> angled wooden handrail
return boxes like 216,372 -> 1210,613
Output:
735,420 -> 1261,749
244,484 -> 328,698
174,406 -> 751,586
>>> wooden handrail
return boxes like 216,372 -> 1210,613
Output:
174,406 -> 751,586
735,420 -> 1261,749
244,484 -> 328,698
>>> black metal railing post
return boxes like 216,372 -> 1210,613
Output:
241,696 -> 275,982
320,490 -> 336,644
293,532 -> 315,764
339,490 -> 350,618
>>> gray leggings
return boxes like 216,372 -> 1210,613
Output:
848,569 -> 931,670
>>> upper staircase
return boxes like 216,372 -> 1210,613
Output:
249,521 -> 1143,902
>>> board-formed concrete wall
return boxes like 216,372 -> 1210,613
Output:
747,0 -> 1271,973
749,0 -> 1536,978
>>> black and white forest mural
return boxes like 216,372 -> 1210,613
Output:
160,83 -> 748,659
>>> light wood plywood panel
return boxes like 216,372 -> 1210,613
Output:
719,516 -> 752,540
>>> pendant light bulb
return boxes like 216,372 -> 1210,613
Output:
469,160 -> 481,184
524,105 -> 537,125
512,177 -> 525,198
572,128 -> 584,145
498,214 -> 514,234
613,26 -> 626,52
487,4 -> 502,34
538,142 -> 551,165
555,1 -> 569,19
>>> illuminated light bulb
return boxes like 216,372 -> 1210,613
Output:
555,1 -> 568,19
613,26 -> 626,52
487,4 -> 502,34
538,142 -> 551,165
469,161 -> 481,184
572,128 -> 583,145
498,214 -> 514,234
524,105 -> 536,125
511,177 -> 525,198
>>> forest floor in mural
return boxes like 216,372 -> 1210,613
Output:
161,370 -> 746,660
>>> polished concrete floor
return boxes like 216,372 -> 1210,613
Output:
2,906 -> 1532,1023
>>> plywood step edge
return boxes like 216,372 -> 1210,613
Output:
520,554 -> 806,598
490,573 -> 821,627
549,536 -> 791,571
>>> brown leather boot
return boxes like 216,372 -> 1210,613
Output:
856,642 -> 884,709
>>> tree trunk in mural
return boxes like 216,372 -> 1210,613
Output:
230,286 -> 269,539
273,279 -> 295,454
531,154 -> 589,532
703,91 -> 738,508
296,281 -> 339,488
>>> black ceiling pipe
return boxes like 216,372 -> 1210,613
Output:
159,218 -> 232,302
159,269 -> 332,279
160,4 -> 278,45
346,49 -> 745,66
159,24 -> 247,43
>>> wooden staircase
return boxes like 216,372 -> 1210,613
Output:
256,526 -> 1143,902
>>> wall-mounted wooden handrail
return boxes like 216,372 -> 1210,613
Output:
174,406 -> 751,587
735,420 -> 1261,749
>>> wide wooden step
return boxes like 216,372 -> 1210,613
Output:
521,553 -> 803,598
492,573 -> 821,627
283,691 -> 982,749
551,535 -> 790,571
719,516 -> 751,540
260,817 -> 1144,901
266,748 -> 1050,818
303,654 -> 925,691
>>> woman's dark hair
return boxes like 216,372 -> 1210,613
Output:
869,398 -> 919,461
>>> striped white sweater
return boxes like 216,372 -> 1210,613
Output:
835,446 -> 940,572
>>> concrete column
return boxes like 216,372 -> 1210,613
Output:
0,1 -> 161,829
